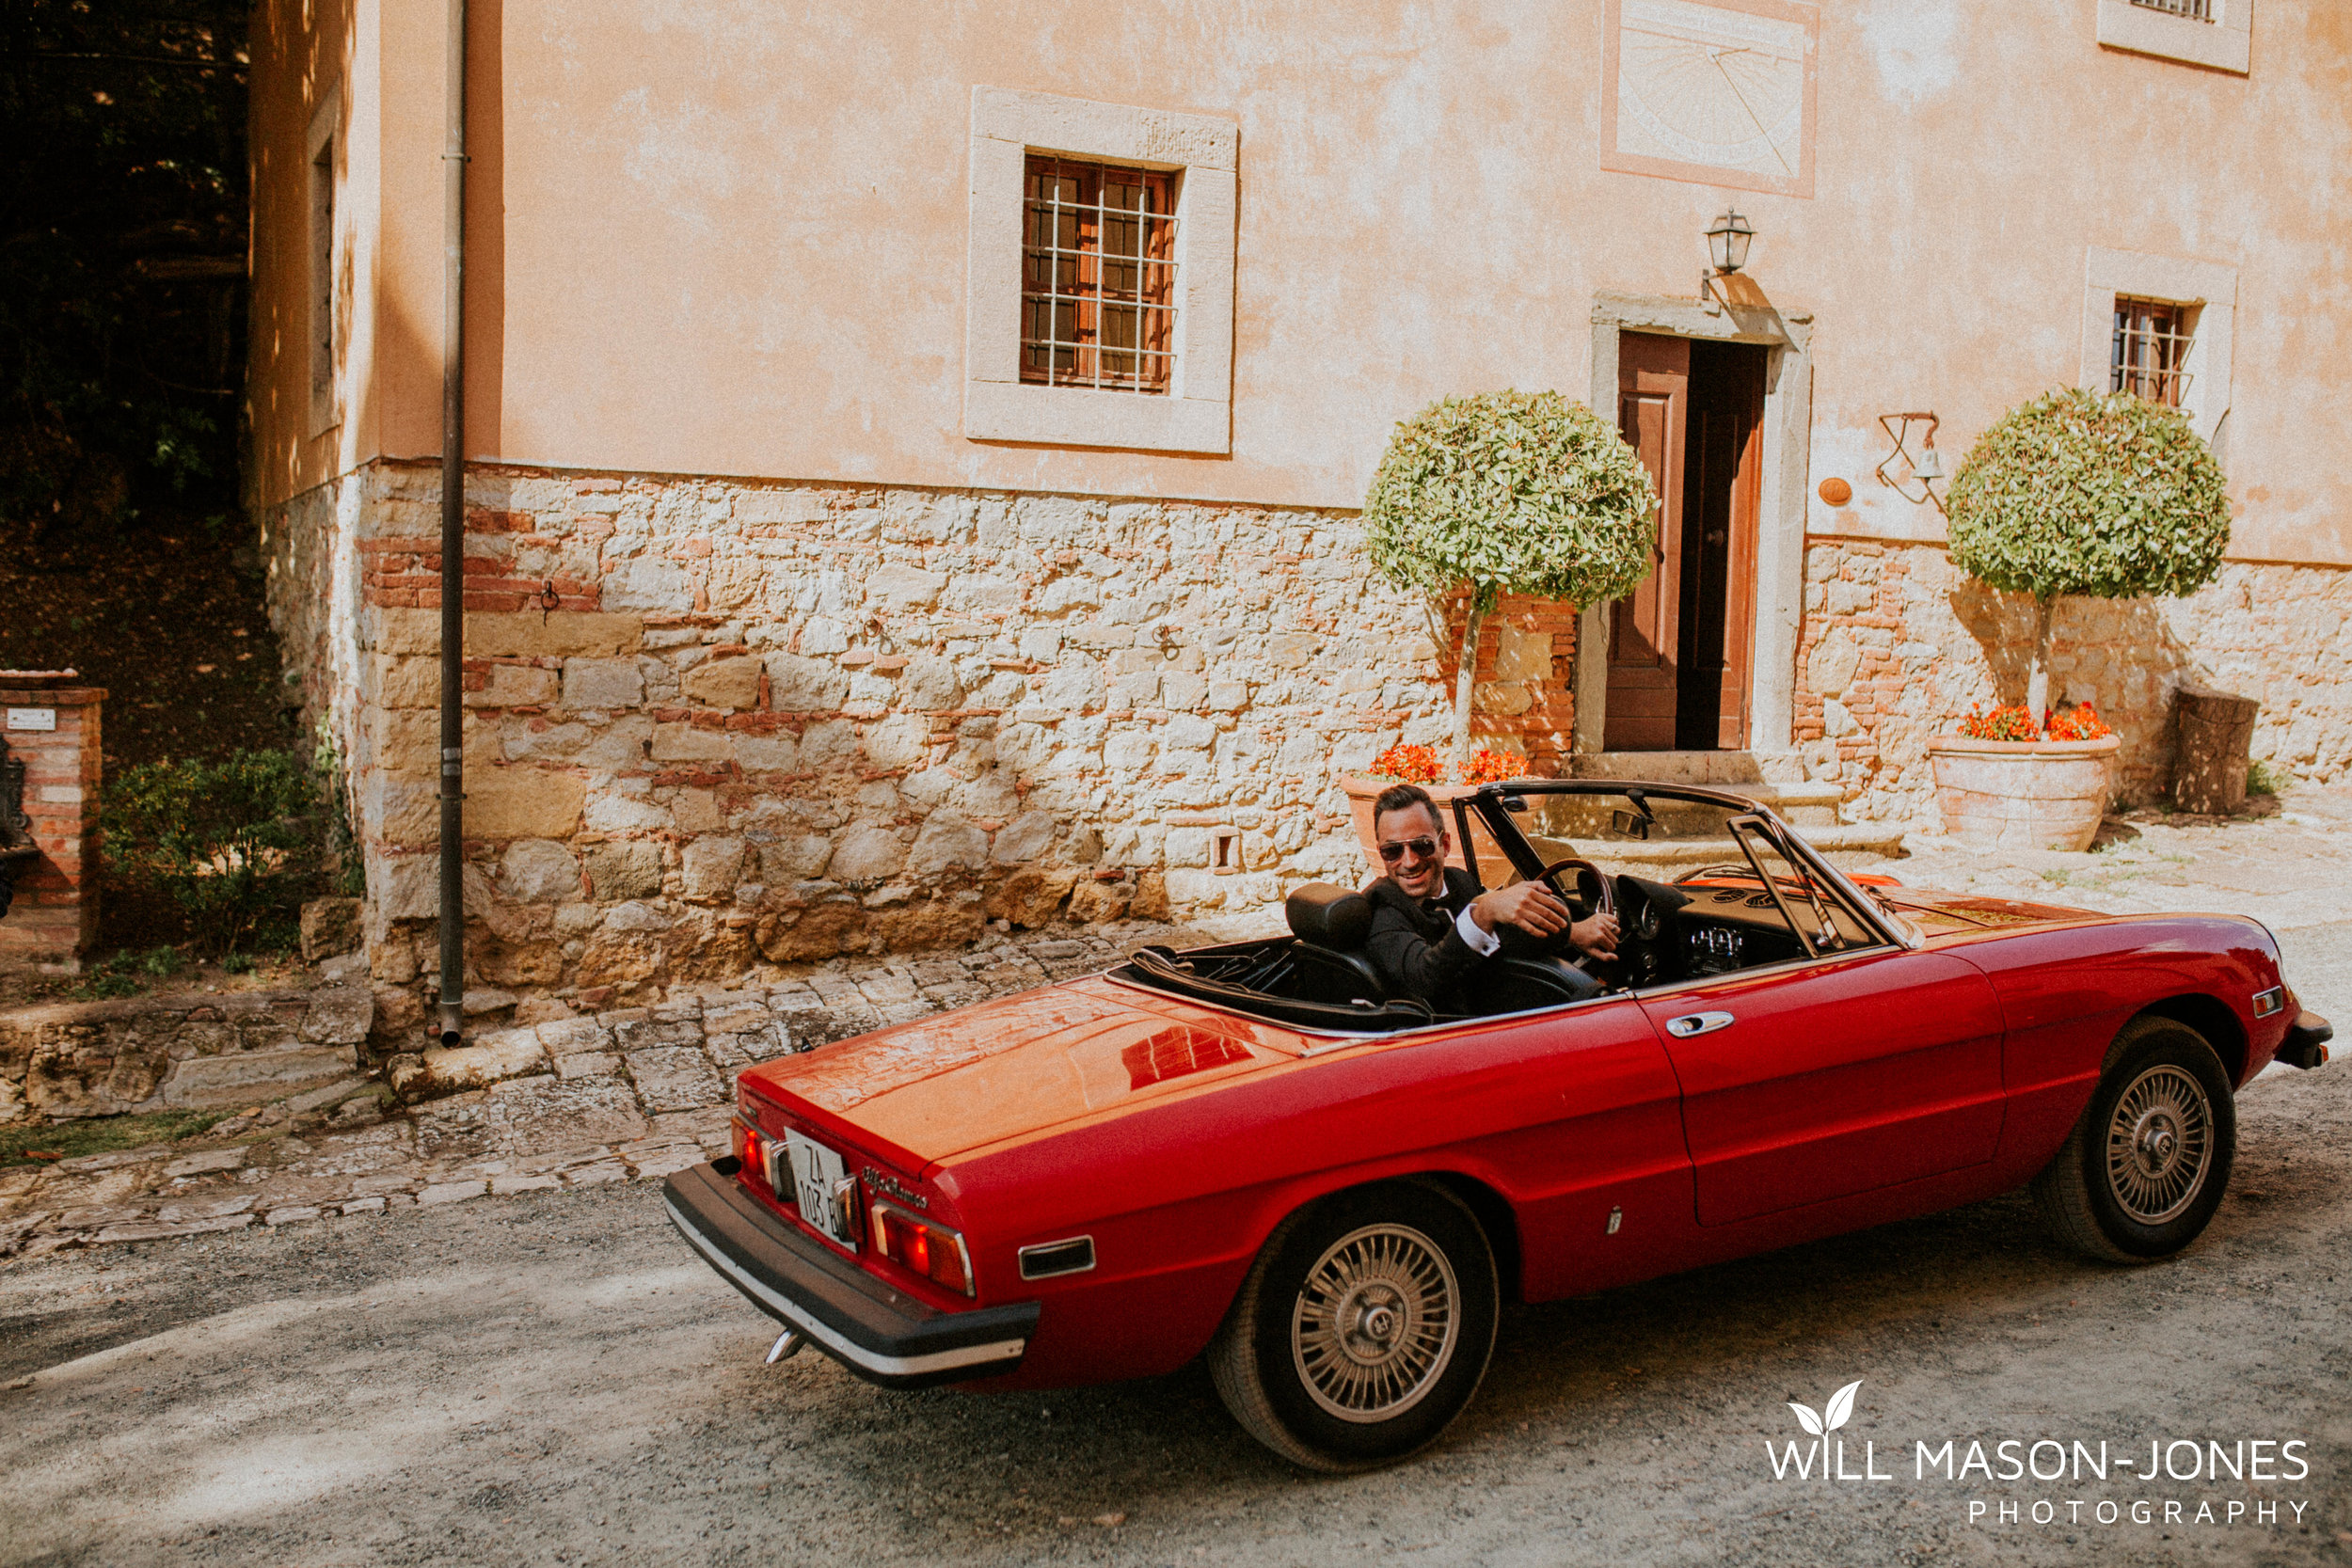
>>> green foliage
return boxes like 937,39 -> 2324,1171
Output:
1947,388 -> 2230,604
102,750 -> 322,956
311,717 -> 366,897
2248,759 -> 2287,796
1363,390 -> 1658,614
71,944 -> 184,998
0,0 -> 248,534
1,1106 -> 228,1168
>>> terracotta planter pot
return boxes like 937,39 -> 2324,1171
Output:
1926,734 -> 2121,851
1334,774 -> 1486,881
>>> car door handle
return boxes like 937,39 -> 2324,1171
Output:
1665,1010 -> 1735,1038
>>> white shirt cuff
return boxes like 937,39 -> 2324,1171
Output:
1454,902 -> 1500,957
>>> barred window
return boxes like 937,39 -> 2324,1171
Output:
2112,298 -> 2193,407
1022,156 -> 1176,394
2130,0 -> 2212,18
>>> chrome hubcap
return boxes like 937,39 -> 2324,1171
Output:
2106,1065 -> 2214,1225
1292,1224 -> 1458,1423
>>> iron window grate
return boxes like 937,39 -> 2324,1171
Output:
2112,297 -> 2194,407
2130,0 -> 2213,18
1021,156 -> 1177,395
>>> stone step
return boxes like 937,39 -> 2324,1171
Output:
1568,749 -> 1813,786
1529,822 -> 1907,870
1565,752 -> 1842,825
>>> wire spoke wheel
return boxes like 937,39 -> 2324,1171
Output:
1290,1223 -> 1458,1423
2104,1063 -> 2214,1225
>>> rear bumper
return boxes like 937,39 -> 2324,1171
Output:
664,1159 -> 1038,1390
2278,1009 -> 2332,1071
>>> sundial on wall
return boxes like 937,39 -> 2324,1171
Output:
1601,0 -> 1818,198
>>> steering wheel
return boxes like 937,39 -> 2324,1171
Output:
1534,857 -> 1614,922
1524,857 -> 1634,988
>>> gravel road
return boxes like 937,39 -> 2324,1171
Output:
3,1014 -> 2347,1567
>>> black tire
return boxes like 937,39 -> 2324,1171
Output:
1208,1181 -> 1499,1473
2032,1017 -> 2235,1262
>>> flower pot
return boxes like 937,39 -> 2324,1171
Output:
1334,774 -> 1486,881
1925,734 -> 2120,851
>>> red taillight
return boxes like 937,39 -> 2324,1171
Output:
732,1117 -> 767,1189
870,1202 -> 974,1295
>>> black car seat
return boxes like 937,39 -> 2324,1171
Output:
1282,883 -> 1389,1006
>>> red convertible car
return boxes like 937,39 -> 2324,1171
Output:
667,781 -> 2331,1471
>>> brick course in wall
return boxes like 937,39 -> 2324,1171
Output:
0,684 -> 103,973
262,461 -> 1581,1009
1792,537 -> 2352,822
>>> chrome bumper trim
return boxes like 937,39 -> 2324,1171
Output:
665,1194 -> 1028,1379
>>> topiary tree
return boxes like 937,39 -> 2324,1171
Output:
1364,389 -> 1658,772
1947,388 -> 2230,724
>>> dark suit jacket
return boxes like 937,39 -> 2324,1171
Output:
1362,865 -> 1488,1006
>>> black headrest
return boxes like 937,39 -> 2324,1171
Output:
1285,882 -> 1373,949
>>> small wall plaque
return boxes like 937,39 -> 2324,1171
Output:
6,709 -> 56,732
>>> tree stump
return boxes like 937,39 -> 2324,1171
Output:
2172,686 -> 2260,815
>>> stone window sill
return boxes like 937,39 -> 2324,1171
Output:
2095,0 -> 2251,74
964,87 -> 1237,455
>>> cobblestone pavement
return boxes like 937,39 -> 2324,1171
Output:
0,924 -> 1228,1265
7,786 -> 2349,1269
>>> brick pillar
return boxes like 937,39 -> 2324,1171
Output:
0,680 -> 104,972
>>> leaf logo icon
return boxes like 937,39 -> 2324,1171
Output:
1787,1380 -> 1862,1436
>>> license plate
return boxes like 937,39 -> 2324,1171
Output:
784,1129 -> 856,1249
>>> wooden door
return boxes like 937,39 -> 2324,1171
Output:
1604,333 -> 1688,752
1717,397 -> 1761,749
1677,341 -> 1766,750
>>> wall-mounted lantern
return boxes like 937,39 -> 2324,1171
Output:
1700,209 -> 1759,313
1706,209 -> 1756,275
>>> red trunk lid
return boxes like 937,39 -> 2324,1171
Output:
737,977 -> 1302,1170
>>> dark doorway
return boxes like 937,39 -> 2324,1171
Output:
1603,333 -> 1766,752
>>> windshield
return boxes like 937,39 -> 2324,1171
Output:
1458,784 -> 1883,953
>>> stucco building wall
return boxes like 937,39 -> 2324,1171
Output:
249,3 -> 2350,557
242,1 -> 2352,1002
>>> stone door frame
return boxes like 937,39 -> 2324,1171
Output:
1575,292 -> 1814,758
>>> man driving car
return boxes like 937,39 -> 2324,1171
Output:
1362,783 -> 1620,1005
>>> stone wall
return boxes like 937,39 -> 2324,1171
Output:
1793,538 -> 2352,821
0,984 -> 371,1123
260,461 -> 1589,1012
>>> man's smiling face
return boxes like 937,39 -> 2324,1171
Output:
1375,801 -> 1450,900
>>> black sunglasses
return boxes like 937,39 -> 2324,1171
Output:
1376,836 -> 1440,863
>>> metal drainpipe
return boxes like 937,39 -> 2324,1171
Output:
437,0 -> 468,1047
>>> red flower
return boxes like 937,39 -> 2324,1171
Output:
1369,744 -> 1529,784
1370,744 -> 1445,784
1954,701 -> 2112,741
2043,702 -> 2114,741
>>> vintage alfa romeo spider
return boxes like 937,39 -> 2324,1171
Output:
666,781 -> 2331,1470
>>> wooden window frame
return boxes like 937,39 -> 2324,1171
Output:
2079,247 -> 2235,448
1021,157 -> 1177,395
2111,297 -> 2195,407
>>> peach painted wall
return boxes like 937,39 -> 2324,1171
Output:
250,1 -> 2352,561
